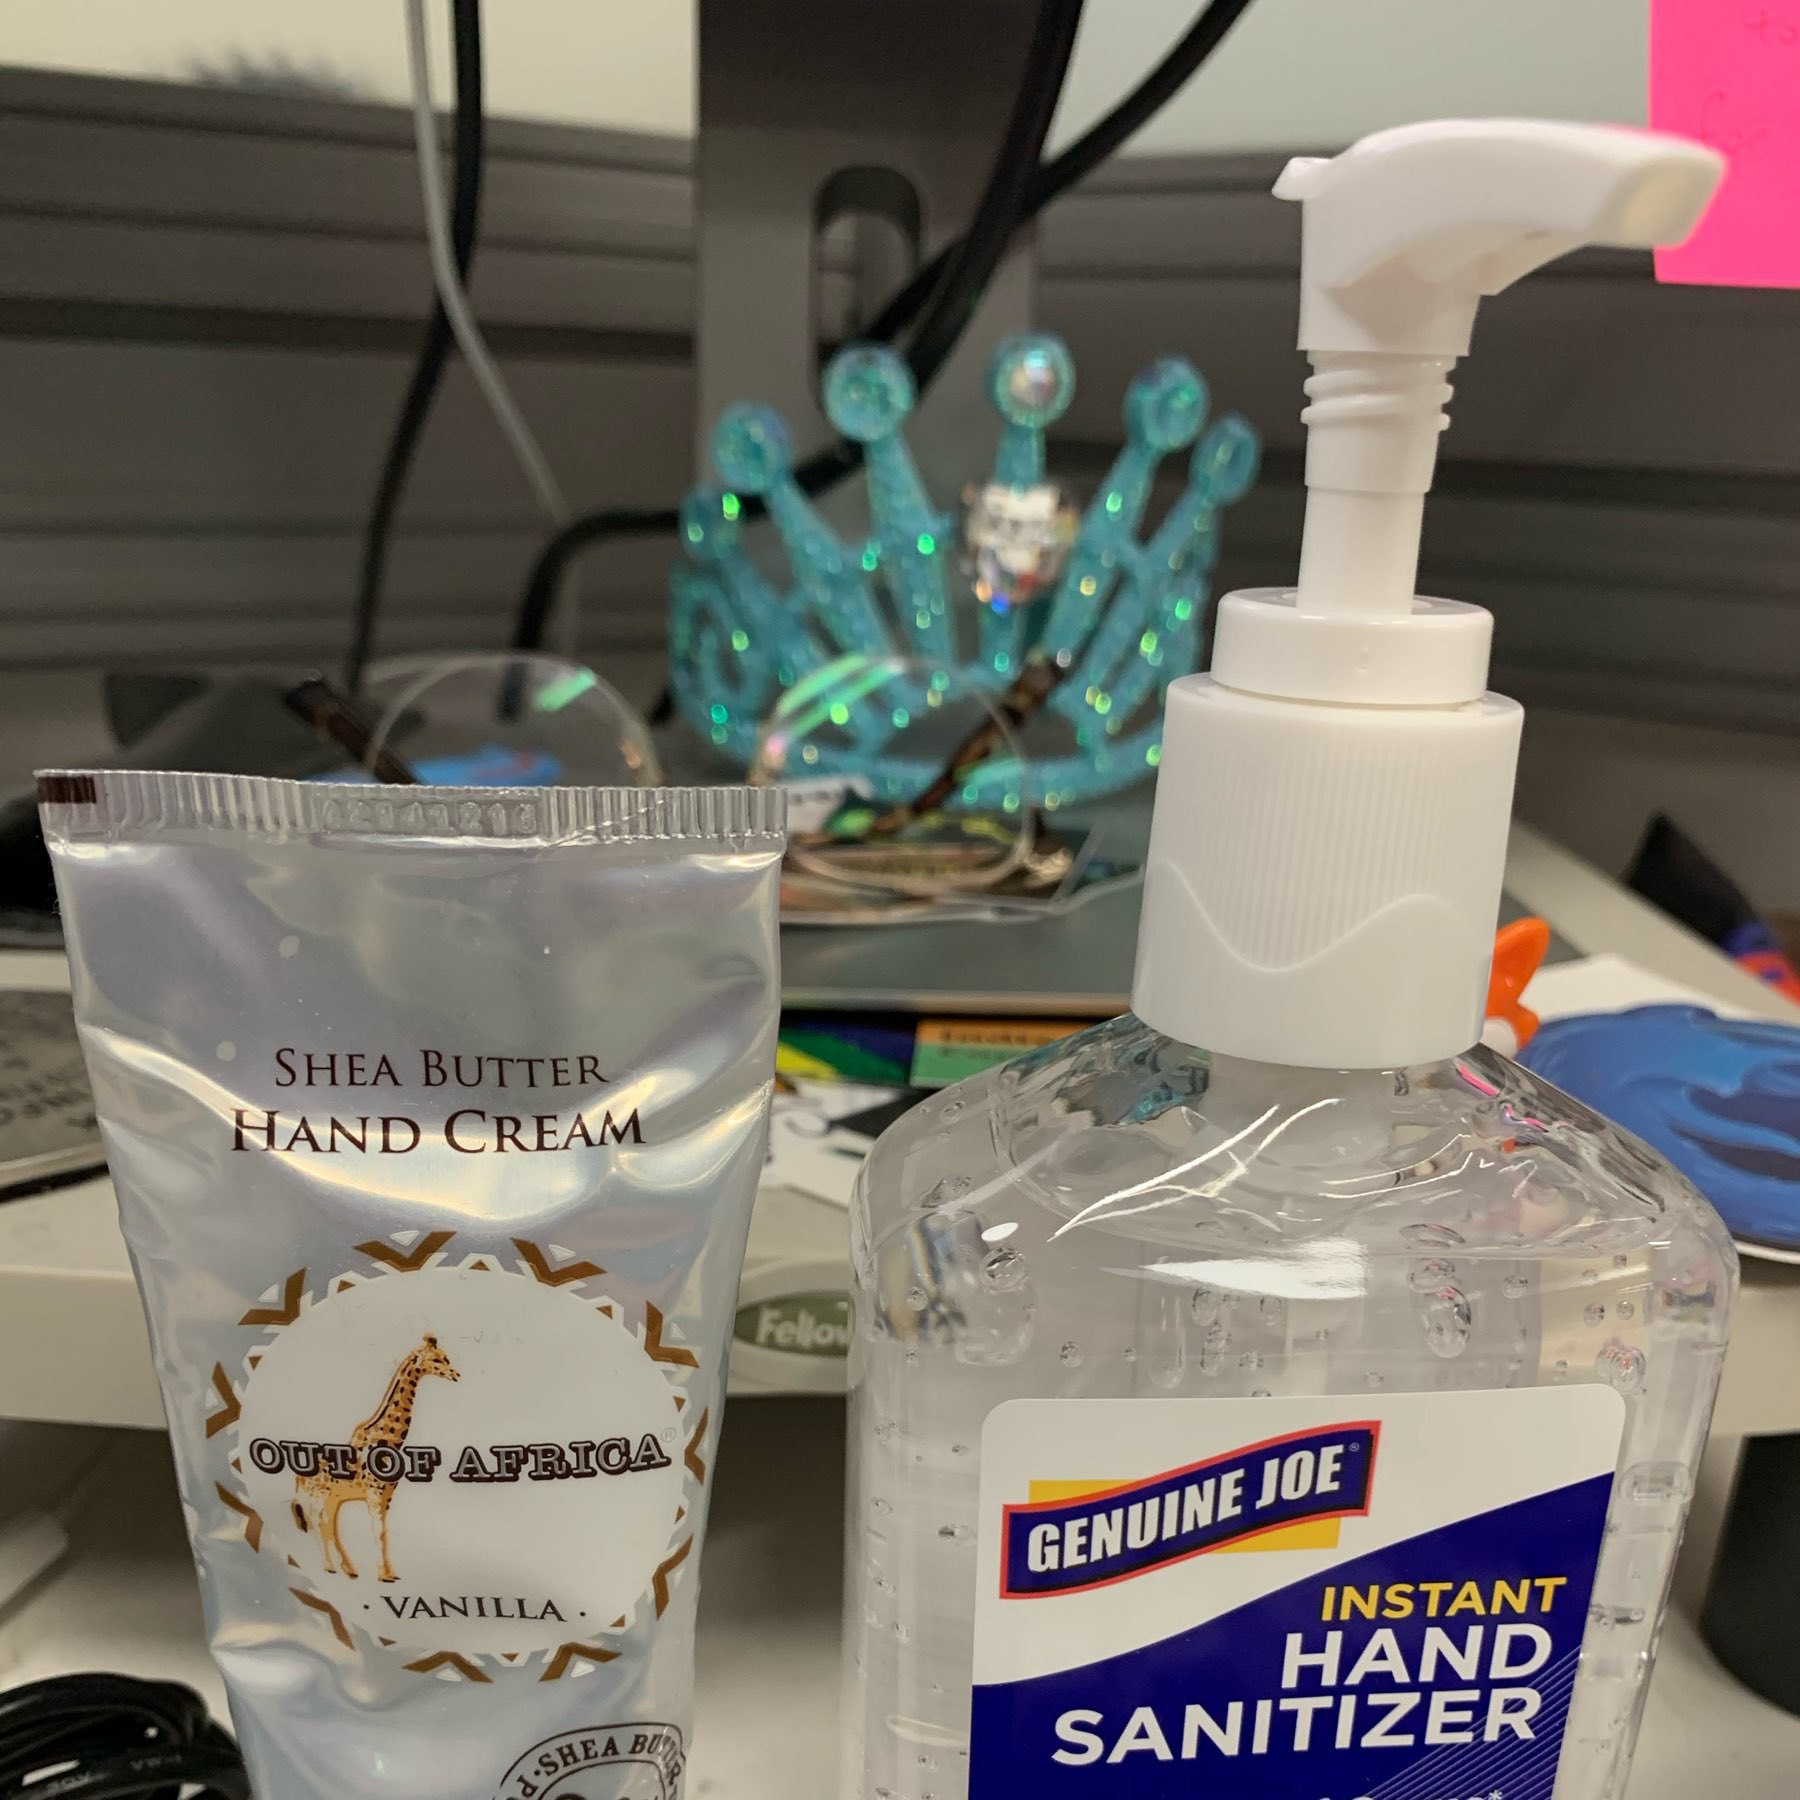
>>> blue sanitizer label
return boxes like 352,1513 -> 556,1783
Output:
971,1387 -> 1625,1800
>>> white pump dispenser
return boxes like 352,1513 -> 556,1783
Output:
1132,120 -> 1723,1069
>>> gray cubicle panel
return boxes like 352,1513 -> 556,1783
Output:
3,65 -> 1798,734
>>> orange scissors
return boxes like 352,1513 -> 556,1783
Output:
1484,917 -> 1551,1056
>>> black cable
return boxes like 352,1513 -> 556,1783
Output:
827,0 -> 1260,395
895,0 -> 1083,399
1030,0 -> 1255,203
508,0 -> 1258,657
345,0 -> 485,692
507,505 -> 682,661
0,1675 -> 247,1800
508,0 -> 1084,658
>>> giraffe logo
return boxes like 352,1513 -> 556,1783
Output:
290,1333 -> 460,1582
234,1264 -> 689,1657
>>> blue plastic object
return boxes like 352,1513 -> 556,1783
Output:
1521,1003 -> 1800,1250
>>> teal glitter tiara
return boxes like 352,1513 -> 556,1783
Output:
668,335 -> 1258,808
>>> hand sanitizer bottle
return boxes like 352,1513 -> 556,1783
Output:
845,121 -> 1734,1800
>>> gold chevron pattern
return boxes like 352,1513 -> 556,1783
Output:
204,1364 -> 240,1439
404,1650 -> 492,1683
540,1642 -> 622,1682
238,1268 -> 307,1328
215,1483 -> 263,1551
652,1536 -> 693,1617
644,1304 -> 698,1368
684,1410 -> 710,1484
291,1587 -> 353,1649
356,1230 -> 456,1272
513,1238 -> 605,1286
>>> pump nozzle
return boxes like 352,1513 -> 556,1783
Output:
1276,119 -> 1722,359
1261,122 -> 1723,638
1133,119 -> 1724,1070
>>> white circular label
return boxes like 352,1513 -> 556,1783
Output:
236,1267 -> 683,1655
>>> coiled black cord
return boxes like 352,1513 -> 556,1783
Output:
345,0 -> 486,693
0,1675 -> 247,1800
504,0 -> 1259,662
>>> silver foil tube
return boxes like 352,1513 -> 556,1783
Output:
40,771 -> 786,1800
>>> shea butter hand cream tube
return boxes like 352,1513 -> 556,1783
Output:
40,771 -> 786,1800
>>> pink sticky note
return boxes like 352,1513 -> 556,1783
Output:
1652,0 -> 1800,286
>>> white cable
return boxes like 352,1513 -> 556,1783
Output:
403,0 -> 571,539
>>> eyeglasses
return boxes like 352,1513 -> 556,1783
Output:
297,654 -> 664,790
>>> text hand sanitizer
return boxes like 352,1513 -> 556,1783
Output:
845,121 -> 1732,1800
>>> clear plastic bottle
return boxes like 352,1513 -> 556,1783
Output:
844,120 -> 1734,1800
844,1023 -> 1735,1799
